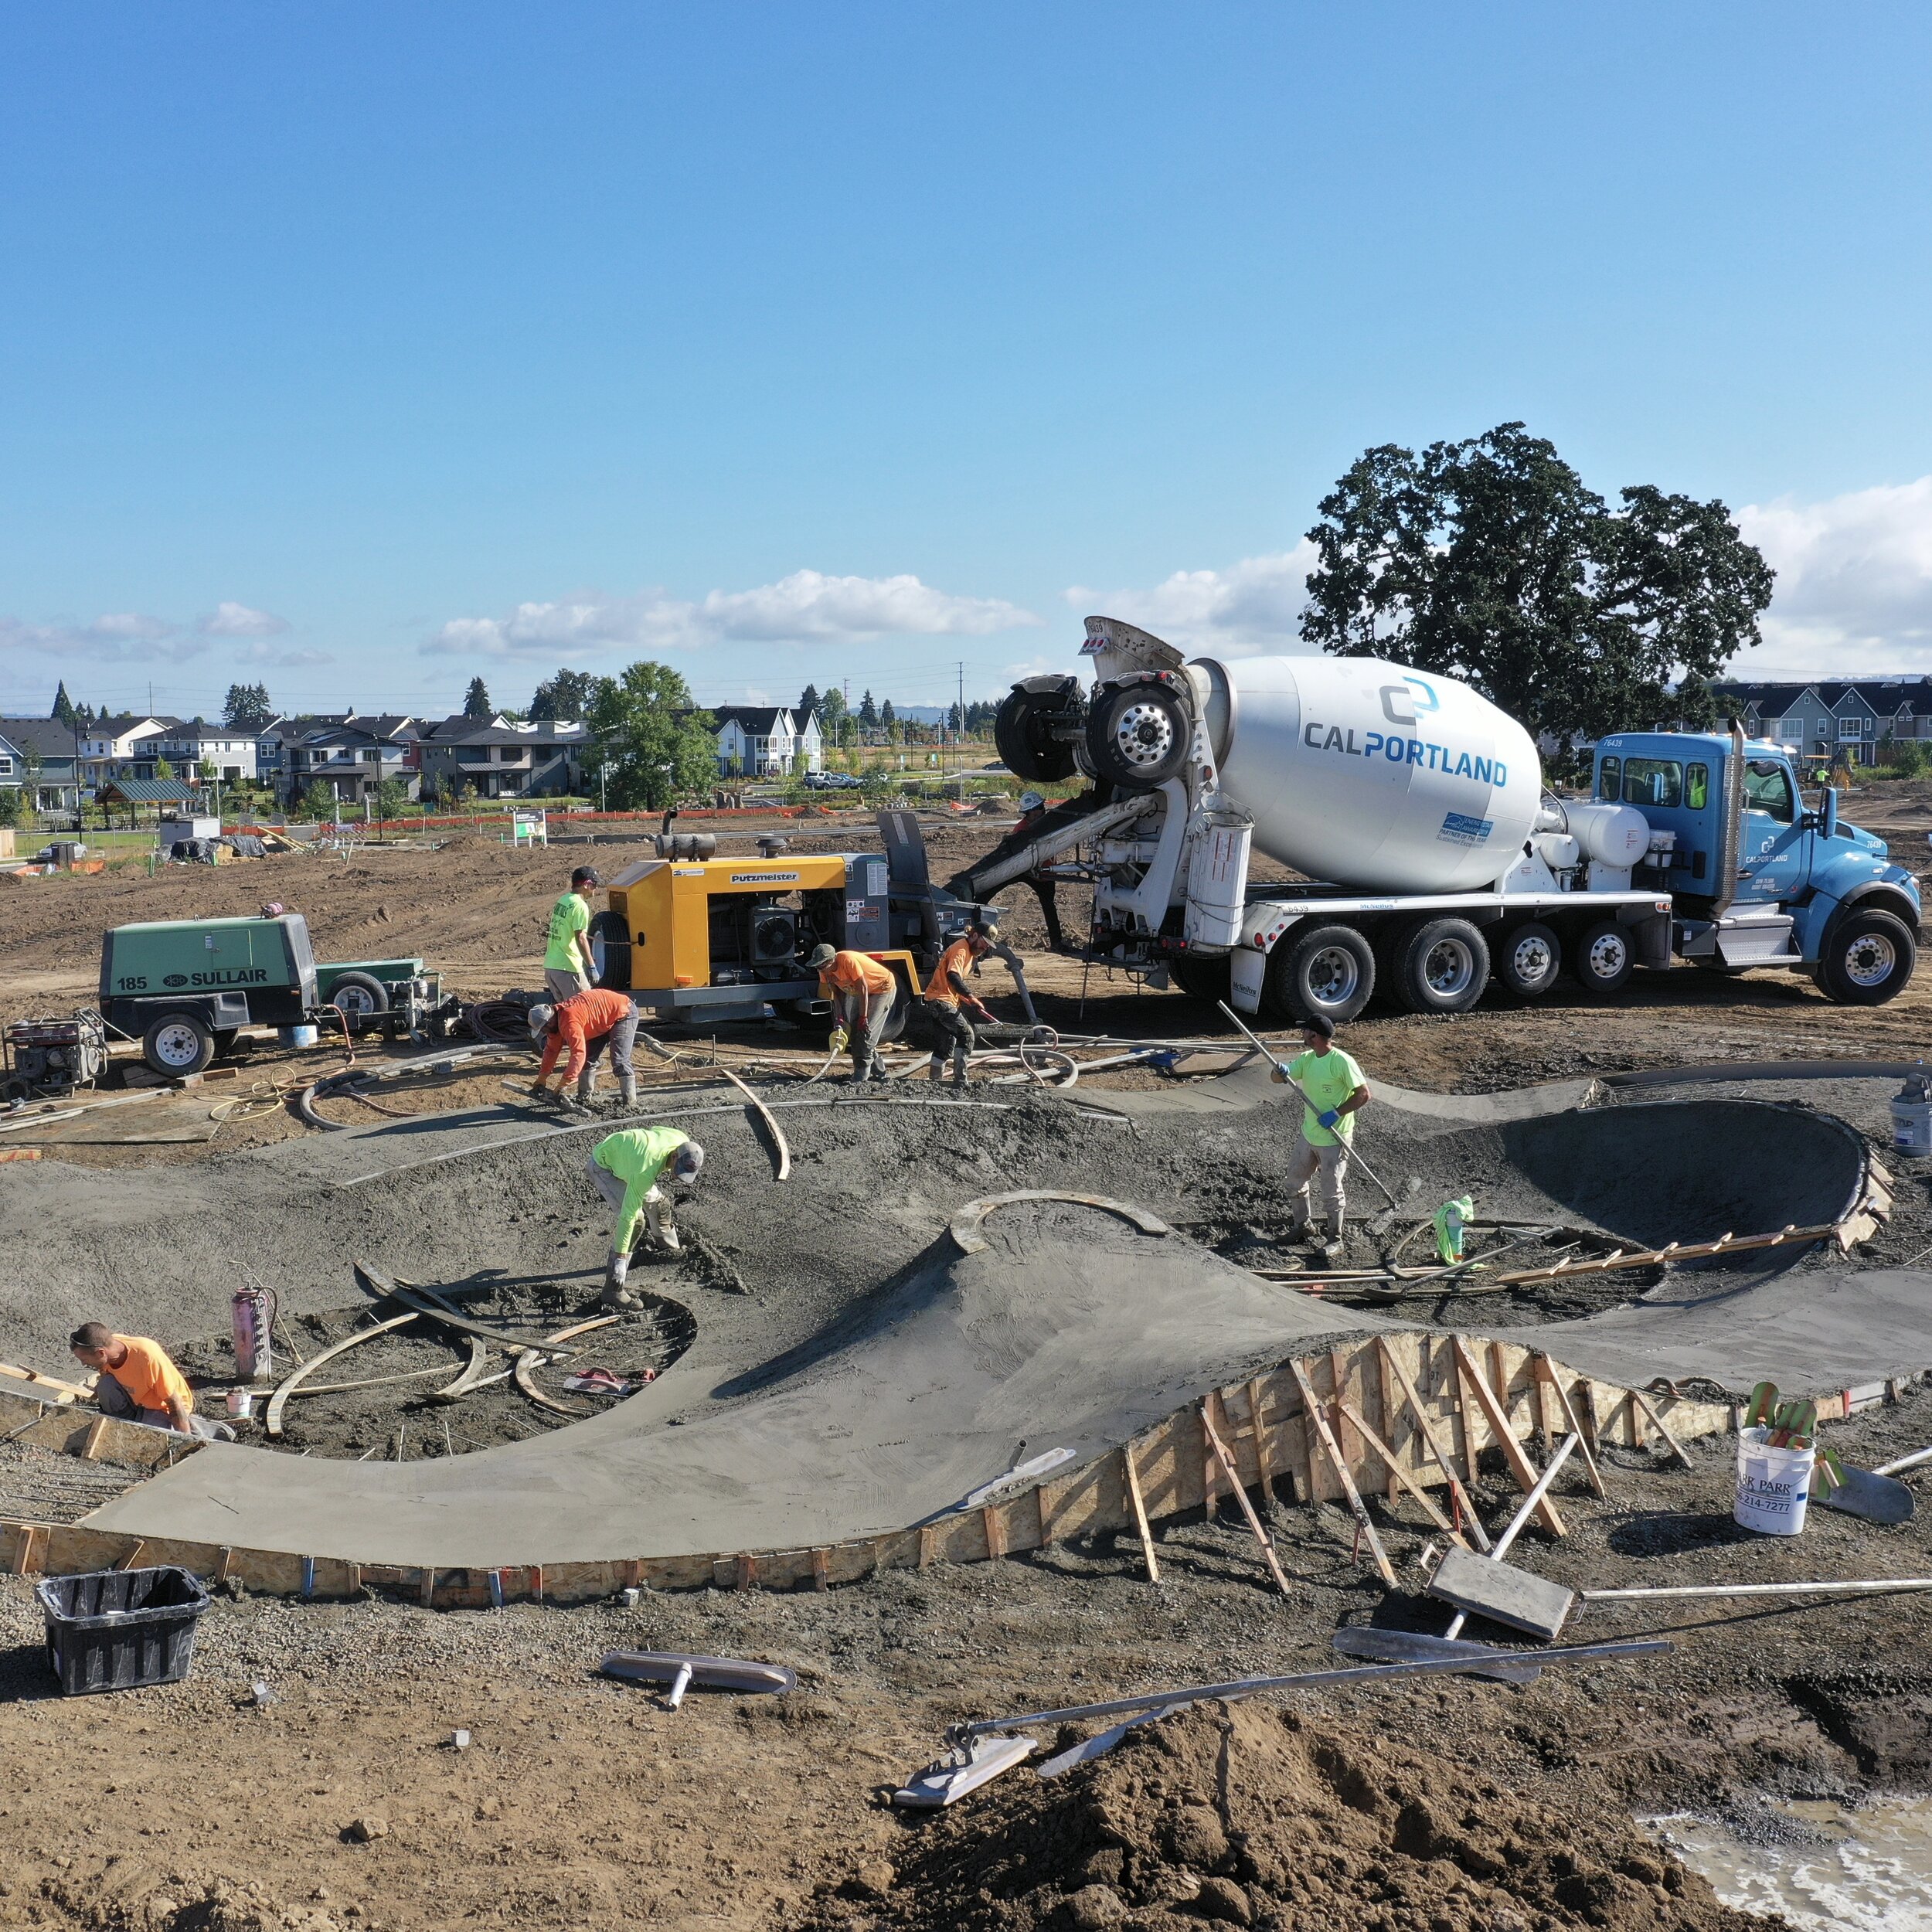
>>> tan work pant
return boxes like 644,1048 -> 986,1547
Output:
546,964 -> 591,1002
1286,1131 -> 1350,1227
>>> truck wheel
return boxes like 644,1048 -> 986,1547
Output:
1574,920 -> 1635,996
328,971 -> 390,1032
1495,922 -> 1562,999
1267,924 -> 1377,1025
1086,680 -> 1191,791
1818,908 -> 1916,1005
994,679 -> 1080,784
1391,917 -> 1489,1015
143,1013 -> 214,1077
1171,954 -> 1232,1005
590,909 -> 631,992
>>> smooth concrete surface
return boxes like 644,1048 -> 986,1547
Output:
82,1202 -> 1394,1566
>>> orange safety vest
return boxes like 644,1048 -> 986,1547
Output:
820,951 -> 896,999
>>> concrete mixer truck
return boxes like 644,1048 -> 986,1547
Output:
923,615 -> 1920,1022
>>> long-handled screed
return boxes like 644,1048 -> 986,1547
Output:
1216,999 -> 1400,1210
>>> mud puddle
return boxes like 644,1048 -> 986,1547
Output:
1656,1794 -> 1932,1929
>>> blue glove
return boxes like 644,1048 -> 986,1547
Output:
1316,1108 -> 1342,1130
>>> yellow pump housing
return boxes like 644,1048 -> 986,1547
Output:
592,852 -> 920,1026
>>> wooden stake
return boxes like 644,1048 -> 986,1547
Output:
1121,1441 -> 1161,1585
1631,1388 -> 1694,1469
116,1540 -> 148,1571
1451,1338 -> 1566,1537
1287,1362 -> 1397,1586
1445,1337 -> 1481,1482
1200,1404 -> 1294,1600
1530,1352 -> 1606,1498
1245,1376 -> 1273,1486
79,1416 -> 112,1462
1375,1337 -> 1492,1552
1335,1397 -> 1471,1548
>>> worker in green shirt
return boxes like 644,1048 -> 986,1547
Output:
587,1125 -> 706,1305
544,866 -> 600,1001
1270,1012 -> 1371,1257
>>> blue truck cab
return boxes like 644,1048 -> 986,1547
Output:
1593,729 -> 1920,1004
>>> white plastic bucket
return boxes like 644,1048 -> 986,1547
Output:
226,1389 -> 254,1420
1892,1092 -> 1932,1158
1734,1425 -> 1815,1536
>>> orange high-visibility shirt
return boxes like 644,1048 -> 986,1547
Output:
923,937 -> 981,1008
537,988 -> 635,1083
107,1336 -> 193,1417
819,951 -> 896,999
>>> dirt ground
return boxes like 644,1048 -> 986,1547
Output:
2,803 -> 1931,1930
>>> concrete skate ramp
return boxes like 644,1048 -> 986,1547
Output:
81,1200 -> 1393,1567
1509,1271 -> 1932,1401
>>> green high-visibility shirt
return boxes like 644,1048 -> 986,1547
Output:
1289,1046 -> 1366,1148
594,1126 -> 690,1252
544,891 -> 590,971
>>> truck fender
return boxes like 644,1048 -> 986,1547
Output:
1230,906 -> 1302,1015
1797,872 -> 1921,962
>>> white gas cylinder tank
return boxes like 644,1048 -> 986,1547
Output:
1193,655 -> 1543,893
1561,801 -> 1651,869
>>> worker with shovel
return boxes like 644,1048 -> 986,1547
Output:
1272,1013 -> 1371,1257
808,943 -> 900,1084
589,1127 -> 705,1307
529,987 -> 641,1111
923,921 -> 999,1089
543,866 -> 601,1001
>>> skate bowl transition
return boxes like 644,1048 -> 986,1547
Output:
0,1068 -> 1922,1604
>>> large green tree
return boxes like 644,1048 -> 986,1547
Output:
1299,423 -> 1774,753
223,682 -> 275,729
50,682 -> 77,726
463,675 -> 495,719
587,663 -> 716,810
529,668 -> 600,720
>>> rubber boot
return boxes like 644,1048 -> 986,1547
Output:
576,1070 -> 598,1109
601,1247 -> 637,1310
618,1073 -> 637,1110
927,1056 -> 944,1083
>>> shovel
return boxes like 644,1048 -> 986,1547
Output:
598,1651 -> 795,1708
1813,1456 -> 1916,1526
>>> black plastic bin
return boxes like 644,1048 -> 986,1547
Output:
36,1566 -> 211,1696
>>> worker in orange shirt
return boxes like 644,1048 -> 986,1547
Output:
808,943 -> 899,1083
923,921 -> 998,1088
68,1322 -> 233,1440
528,987 -> 641,1110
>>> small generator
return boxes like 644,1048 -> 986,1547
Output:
2,1011 -> 110,1102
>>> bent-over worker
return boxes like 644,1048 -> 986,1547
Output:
543,866 -> 601,1001
68,1323 -> 233,1440
588,1126 -> 706,1306
808,944 -> 898,1084
923,921 -> 998,1088
529,987 -> 641,1109
1270,1013 -> 1371,1255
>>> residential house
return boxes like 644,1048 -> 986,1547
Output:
77,716 -> 172,789
0,718 -> 87,815
1710,678 -> 1932,766
697,705 -> 822,777
282,716 -> 423,804
417,716 -> 590,801
131,719 -> 263,784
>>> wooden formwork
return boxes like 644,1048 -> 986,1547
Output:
0,1329 -> 1734,1606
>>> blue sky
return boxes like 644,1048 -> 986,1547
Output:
4,3 -> 1932,722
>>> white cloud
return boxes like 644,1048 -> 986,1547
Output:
1063,542 -> 1318,655
0,611 -> 203,664
1739,478 -> 1932,676
426,570 -> 1041,659
198,601 -> 289,638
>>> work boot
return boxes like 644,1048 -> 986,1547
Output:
601,1247 -> 634,1308
927,1056 -> 944,1083
576,1071 -> 599,1108
618,1073 -> 637,1110
656,1216 -> 683,1256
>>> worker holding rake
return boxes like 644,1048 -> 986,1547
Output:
589,1126 -> 705,1306
1272,1012 -> 1371,1259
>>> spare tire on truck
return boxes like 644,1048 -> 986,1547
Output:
993,676 -> 1081,784
1085,678 -> 1191,791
